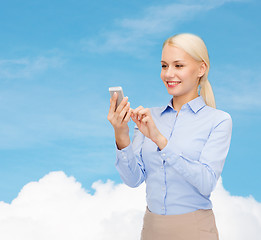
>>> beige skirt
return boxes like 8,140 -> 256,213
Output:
141,207 -> 219,240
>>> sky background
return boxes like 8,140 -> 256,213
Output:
0,0 -> 260,235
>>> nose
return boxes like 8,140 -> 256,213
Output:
165,66 -> 176,79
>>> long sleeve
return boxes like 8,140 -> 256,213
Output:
158,115 -> 232,197
115,126 -> 146,188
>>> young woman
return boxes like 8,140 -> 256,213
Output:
107,33 -> 232,240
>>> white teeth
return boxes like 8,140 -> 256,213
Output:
168,81 -> 181,85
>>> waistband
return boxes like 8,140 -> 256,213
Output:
145,206 -> 214,222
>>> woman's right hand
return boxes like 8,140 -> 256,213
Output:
107,92 -> 132,149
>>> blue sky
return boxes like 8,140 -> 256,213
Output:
0,0 -> 260,203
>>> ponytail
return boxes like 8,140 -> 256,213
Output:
199,75 -> 216,109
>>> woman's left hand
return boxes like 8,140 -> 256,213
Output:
131,106 -> 168,149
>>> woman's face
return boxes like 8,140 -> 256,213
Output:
160,44 -> 206,98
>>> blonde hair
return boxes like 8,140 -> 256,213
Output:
163,33 -> 216,109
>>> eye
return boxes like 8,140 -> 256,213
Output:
175,64 -> 184,68
161,64 -> 168,69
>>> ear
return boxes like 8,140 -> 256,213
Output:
198,62 -> 207,78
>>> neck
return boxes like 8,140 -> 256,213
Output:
172,92 -> 199,113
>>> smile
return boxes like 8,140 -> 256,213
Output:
167,81 -> 181,87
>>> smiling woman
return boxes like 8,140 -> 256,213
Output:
161,33 -> 216,111
107,33 -> 232,240
160,45 -> 206,115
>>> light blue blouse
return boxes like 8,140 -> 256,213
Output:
115,95 -> 232,215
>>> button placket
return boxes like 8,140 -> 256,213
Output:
121,152 -> 127,160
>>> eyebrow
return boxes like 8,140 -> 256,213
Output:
161,60 -> 184,63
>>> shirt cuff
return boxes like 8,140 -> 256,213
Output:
156,140 -> 190,178
156,140 -> 180,163
115,142 -> 134,165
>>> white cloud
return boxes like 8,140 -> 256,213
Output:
0,171 -> 146,240
118,4 -> 202,35
0,171 -> 260,240
211,178 -> 261,239
212,66 -> 261,110
82,0 -> 245,55
0,56 -> 64,79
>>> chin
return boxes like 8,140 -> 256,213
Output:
167,89 -> 181,96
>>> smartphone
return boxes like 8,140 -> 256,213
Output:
109,86 -> 131,121
109,86 -> 124,110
